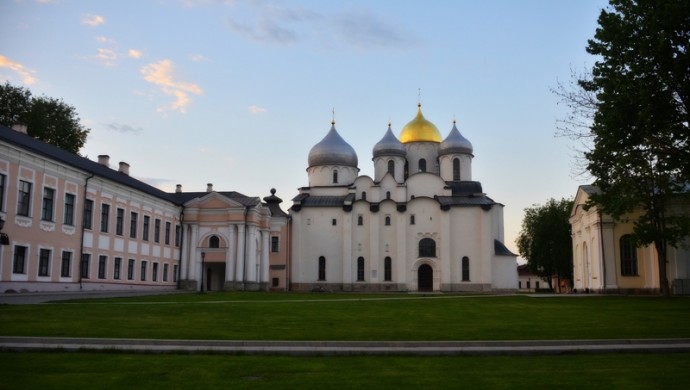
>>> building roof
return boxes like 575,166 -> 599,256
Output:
307,123 -> 358,168
262,188 -> 289,217
372,124 -> 406,158
494,239 -> 517,256
0,125 -> 176,204
169,191 -> 261,207
399,104 -> 442,143
439,121 -> 473,156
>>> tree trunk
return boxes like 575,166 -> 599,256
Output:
654,239 -> 670,296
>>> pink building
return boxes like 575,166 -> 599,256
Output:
0,125 -> 289,292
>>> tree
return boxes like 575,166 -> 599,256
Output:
581,0 -> 690,296
0,82 -> 90,154
517,198 -> 574,291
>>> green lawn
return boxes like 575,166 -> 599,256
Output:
1,293 -> 689,340
1,351 -> 689,389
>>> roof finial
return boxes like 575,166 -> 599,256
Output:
417,88 -> 422,108
388,116 -> 392,128
331,107 -> 335,125
453,113 -> 457,125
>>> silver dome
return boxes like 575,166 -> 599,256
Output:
372,124 -> 406,158
439,122 -> 473,156
308,123 -> 358,168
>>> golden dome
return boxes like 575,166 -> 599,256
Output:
399,104 -> 442,143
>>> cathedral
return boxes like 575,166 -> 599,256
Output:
290,104 -> 517,292
0,104 -> 517,294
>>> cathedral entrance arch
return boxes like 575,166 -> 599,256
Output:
417,264 -> 433,292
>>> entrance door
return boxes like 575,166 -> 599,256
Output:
418,264 -> 433,292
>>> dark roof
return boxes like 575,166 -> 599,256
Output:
294,194 -> 353,207
436,195 -> 495,207
447,181 -> 483,196
263,189 -> 289,217
494,239 -> 517,256
169,191 -> 261,207
1,125 -> 175,204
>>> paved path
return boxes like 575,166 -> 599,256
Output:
2,336 -> 689,356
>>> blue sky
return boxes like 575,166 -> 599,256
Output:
1,0 -> 608,255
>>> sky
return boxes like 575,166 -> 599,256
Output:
1,0 -> 608,256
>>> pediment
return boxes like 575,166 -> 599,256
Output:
184,192 -> 248,209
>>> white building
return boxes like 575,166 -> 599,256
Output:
289,105 -> 517,292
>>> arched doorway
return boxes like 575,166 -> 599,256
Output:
418,264 -> 433,292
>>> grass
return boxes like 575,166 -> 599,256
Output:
2,292 -> 690,389
1,292 -> 689,340
1,351 -> 689,389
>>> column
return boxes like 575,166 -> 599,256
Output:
246,225 -> 258,284
189,224 -> 199,282
180,223 -> 189,280
225,225 -> 236,284
261,229 -> 270,286
235,224 -> 245,284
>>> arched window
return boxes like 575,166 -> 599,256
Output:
462,256 -> 470,281
384,216 -> 391,226
361,191 -> 367,201
209,235 -> 220,248
333,170 -> 338,184
620,235 -> 638,276
386,191 -> 391,199
453,158 -> 460,181
410,215 -> 415,225
384,257 -> 392,281
387,160 -> 395,175
419,238 -> 436,257
318,256 -> 326,280
419,158 -> 427,172
357,257 -> 365,281
357,215 -> 363,226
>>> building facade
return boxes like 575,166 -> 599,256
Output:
289,105 -> 517,292
569,185 -> 690,294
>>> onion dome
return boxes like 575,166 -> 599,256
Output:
373,123 -> 406,158
308,122 -> 358,168
399,104 -> 442,143
439,120 -> 473,155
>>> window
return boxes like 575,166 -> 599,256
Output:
80,254 -> 91,278
152,262 -> 158,282
116,208 -> 124,235
333,170 -> 338,183
163,264 -> 169,282
620,235 -> 638,276
361,192 -> 367,201
165,222 -> 171,245
272,277 -> 279,287
527,280 -> 531,289
17,180 -> 32,216
0,173 -> 5,211
83,199 -> 93,229
318,256 -> 326,281
130,212 -> 138,238
39,248 -> 51,276
519,281 -> 522,289
357,215 -> 363,226
536,281 -> 540,289
384,257 -> 392,281
13,245 -> 27,274
114,257 -> 122,280
173,265 -> 179,282
209,235 -> 220,248
332,219 -> 337,226
128,259 -> 135,280
386,191 -> 391,200
384,215 -> 391,226
143,216 -> 150,241
41,187 -> 55,221
61,251 -> 72,277
64,193 -> 75,225
175,225 -> 181,247
419,238 -> 436,257
453,158 -> 460,181
141,261 -> 147,281
271,236 -> 280,252
410,215 -> 415,225
462,256 -> 470,281
100,204 -> 110,233
419,158 -> 427,172
154,219 -> 161,243
387,160 -> 395,175
357,257 -> 365,281
98,255 -> 107,279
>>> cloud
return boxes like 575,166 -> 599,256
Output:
95,48 -> 117,66
189,54 -> 208,62
248,105 -> 267,114
335,11 -> 411,50
140,59 -> 203,113
224,3 -> 321,45
128,49 -> 143,59
0,55 -> 38,84
82,14 -> 105,27
106,122 -> 144,134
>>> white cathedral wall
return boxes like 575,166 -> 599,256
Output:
307,165 -> 358,187
373,156 -> 406,183
438,154 -> 473,181
405,142 -> 440,175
